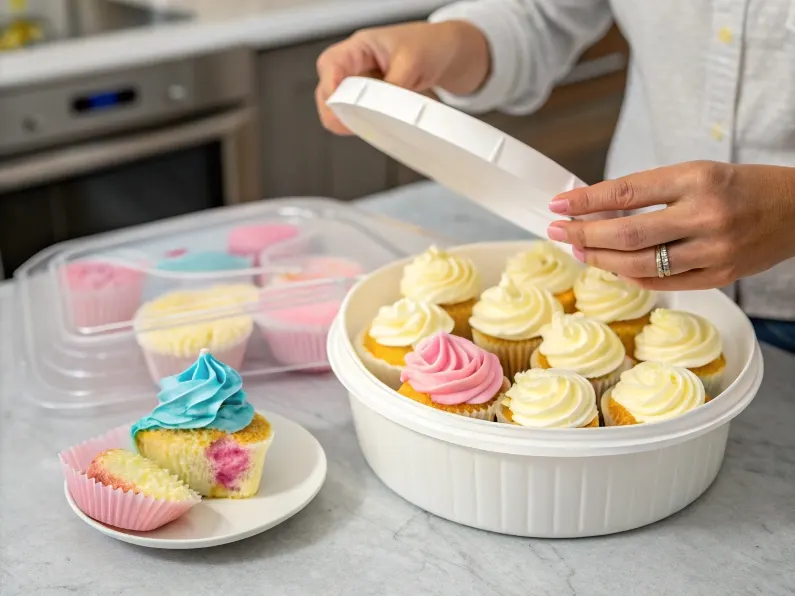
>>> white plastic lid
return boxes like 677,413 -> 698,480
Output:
327,77 -> 583,242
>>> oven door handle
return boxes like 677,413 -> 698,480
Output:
0,107 -> 255,193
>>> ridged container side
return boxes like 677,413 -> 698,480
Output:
349,396 -> 729,537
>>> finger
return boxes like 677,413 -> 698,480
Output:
315,84 -> 352,135
384,49 -> 424,89
625,268 -> 727,292
572,239 -> 711,279
549,165 -> 694,216
547,206 -> 691,251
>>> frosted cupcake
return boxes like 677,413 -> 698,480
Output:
470,273 -> 562,380
573,267 -> 656,356
505,241 -> 581,313
398,332 -> 509,420
400,246 -> 481,339
61,260 -> 145,330
601,361 -> 709,426
134,284 -> 260,382
134,350 -> 273,498
496,368 -> 599,428
634,309 -> 726,396
356,298 -> 454,388
530,313 -> 632,399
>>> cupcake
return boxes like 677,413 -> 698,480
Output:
59,427 -> 201,532
61,260 -> 145,329
356,298 -> 454,388
470,273 -> 562,380
398,332 -> 509,420
228,223 -> 303,265
634,309 -> 726,396
133,350 -> 273,498
601,361 -> 709,426
504,241 -> 581,313
262,255 -> 362,287
134,283 -> 259,383
400,246 -> 481,339
255,257 -> 361,370
573,267 -> 657,356
88,449 -> 198,502
496,368 -> 599,428
530,313 -> 632,400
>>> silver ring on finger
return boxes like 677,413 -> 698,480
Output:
655,244 -> 672,278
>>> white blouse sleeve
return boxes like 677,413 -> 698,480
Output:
429,0 -> 613,114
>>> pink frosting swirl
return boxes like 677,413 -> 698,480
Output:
400,332 -> 505,405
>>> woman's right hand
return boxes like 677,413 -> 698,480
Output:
315,21 -> 491,135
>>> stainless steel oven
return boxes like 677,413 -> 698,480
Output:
0,45 -> 260,278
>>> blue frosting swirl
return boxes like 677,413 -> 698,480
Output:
131,350 -> 255,439
156,251 -> 251,273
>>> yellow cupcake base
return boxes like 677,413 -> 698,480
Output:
554,288 -> 577,314
608,313 -> 651,357
440,298 -> 477,340
135,413 -> 272,498
398,382 -> 499,421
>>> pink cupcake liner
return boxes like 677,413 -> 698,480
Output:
59,426 -> 200,532
66,285 -> 144,330
142,336 -> 250,384
257,323 -> 331,372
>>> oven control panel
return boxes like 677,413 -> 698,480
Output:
0,47 -> 252,157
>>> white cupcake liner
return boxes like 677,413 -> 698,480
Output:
696,370 -> 725,398
600,389 -> 617,426
529,350 -> 632,402
256,320 -> 331,372
59,426 -> 200,532
141,334 -> 251,384
354,328 -> 404,389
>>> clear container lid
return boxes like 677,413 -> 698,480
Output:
14,198 -> 450,411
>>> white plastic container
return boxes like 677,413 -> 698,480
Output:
328,241 -> 763,537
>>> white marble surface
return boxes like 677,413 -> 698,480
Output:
0,0 -> 447,89
2,183 -> 795,596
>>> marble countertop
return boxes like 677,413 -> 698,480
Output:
0,0 -> 448,90
2,183 -> 795,596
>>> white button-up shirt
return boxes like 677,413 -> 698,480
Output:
431,0 -> 795,319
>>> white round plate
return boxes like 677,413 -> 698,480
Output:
64,410 -> 327,549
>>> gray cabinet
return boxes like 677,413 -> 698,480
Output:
256,27 -> 629,201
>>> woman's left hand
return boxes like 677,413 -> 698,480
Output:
546,161 -> 795,290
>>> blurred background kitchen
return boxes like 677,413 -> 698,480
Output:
0,0 -> 628,279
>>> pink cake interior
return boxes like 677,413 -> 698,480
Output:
206,437 -> 251,490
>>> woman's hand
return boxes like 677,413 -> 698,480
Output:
315,21 -> 490,134
546,161 -> 795,290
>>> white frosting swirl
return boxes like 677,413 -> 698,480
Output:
634,309 -> 722,368
369,298 -> 454,347
611,361 -> 706,423
400,246 -> 481,305
539,313 -> 626,378
469,273 -> 562,340
505,241 -> 581,295
573,267 -> 656,323
503,368 -> 598,428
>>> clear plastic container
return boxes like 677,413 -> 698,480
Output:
14,198 -> 449,411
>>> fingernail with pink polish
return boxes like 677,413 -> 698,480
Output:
547,225 -> 566,242
548,198 -> 570,214
572,247 -> 585,262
